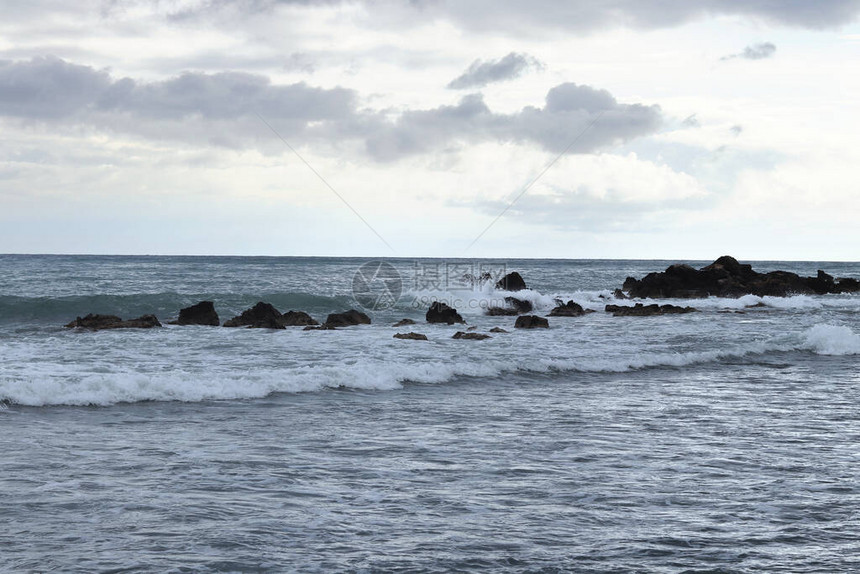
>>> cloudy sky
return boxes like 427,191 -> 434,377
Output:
3,0 -> 860,259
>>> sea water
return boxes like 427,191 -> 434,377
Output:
1,255 -> 859,572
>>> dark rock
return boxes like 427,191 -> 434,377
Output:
515,315 -> 549,329
486,306 -> 519,316
486,296 -> 532,316
392,318 -> 416,327
489,327 -> 509,333
452,331 -> 491,340
303,324 -> 338,331
223,302 -> 285,329
281,310 -> 319,327
170,301 -> 220,326
324,309 -> 371,328
65,313 -> 162,330
620,255 -> 856,299
613,289 -> 628,300
605,303 -> 697,317
394,332 -> 428,340
426,302 -> 464,324
836,277 -> 860,293
495,272 -> 527,292
548,300 -> 594,317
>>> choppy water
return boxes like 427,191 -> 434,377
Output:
1,255 -> 859,572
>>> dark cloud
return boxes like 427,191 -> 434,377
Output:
447,52 -> 543,89
0,57 -> 662,161
721,42 -> 777,61
365,83 -> 661,161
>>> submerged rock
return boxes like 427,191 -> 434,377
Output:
495,272 -> 528,292
170,301 -> 220,326
548,300 -> 593,317
605,303 -> 697,317
621,255 -> 860,298
394,332 -> 428,340
223,302 -> 285,329
392,318 -> 416,327
515,315 -> 549,329
426,302 -> 464,324
324,309 -> 371,328
452,331 -> 491,340
65,313 -> 162,330
489,327 -> 509,334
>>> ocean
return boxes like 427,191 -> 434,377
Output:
1,255 -> 859,572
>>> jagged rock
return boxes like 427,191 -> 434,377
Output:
621,255 -> 859,299
605,303 -> 697,317
65,313 -> 162,330
613,289 -> 628,300
486,296 -> 532,315
170,301 -> 220,326
453,331 -> 491,340
515,315 -> 549,329
505,296 -> 532,313
495,272 -> 527,292
394,332 -> 428,340
324,309 -> 371,328
548,300 -> 594,317
426,302 -> 464,324
392,318 -> 416,327
489,327 -> 509,333
223,302 -> 285,329
281,310 -> 319,327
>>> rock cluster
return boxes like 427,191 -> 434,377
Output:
65,314 -> 162,330
622,255 -> 860,298
605,303 -> 697,317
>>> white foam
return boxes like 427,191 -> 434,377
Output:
803,324 -> 860,356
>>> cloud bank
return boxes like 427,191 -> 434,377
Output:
722,42 -> 777,61
0,56 -> 662,161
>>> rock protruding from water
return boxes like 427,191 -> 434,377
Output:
621,255 -> 860,298
489,327 -> 509,333
452,331 -> 491,340
495,272 -> 527,292
65,314 -> 162,330
281,310 -> 319,327
223,302 -> 285,329
486,296 -> 533,316
170,301 -> 220,326
515,315 -> 549,329
605,303 -> 697,317
548,300 -> 593,317
392,318 -> 416,327
324,309 -> 371,328
394,332 -> 428,340
426,302 -> 464,324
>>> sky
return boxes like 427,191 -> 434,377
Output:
2,0 -> 860,259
